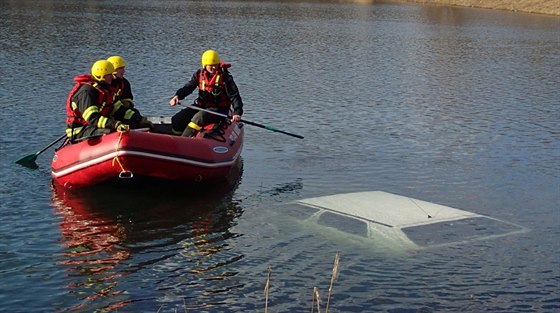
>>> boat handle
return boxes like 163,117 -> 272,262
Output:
119,171 -> 134,179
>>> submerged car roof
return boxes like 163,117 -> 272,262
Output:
282,191 -> 528,250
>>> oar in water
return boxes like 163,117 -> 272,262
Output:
184,104 -> 304,139
16,134 -> 66,168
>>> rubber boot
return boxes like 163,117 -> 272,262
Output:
139,117 -> 154,131
181,127 -> 196,137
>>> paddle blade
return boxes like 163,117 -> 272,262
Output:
15,153 -> 39,169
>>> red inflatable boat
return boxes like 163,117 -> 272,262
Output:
51,118 -> 244,188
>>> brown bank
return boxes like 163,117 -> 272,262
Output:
391,0 -> 560,15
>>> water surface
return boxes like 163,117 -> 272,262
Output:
1,1 -> 559,312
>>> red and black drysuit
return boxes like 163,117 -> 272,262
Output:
65,75 -> 123,141
111,76 -> 134,104
171,62 -> 243,136
110,76 -> 145,128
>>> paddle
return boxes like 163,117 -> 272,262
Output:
183,104 -> 304,139
16,134 -> 67,168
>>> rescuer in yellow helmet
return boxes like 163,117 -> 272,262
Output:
65,60 -> 129,141
168,49 -> 244,137
107,55 -> 152,130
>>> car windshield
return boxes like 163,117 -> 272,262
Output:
402,216 -> 525,247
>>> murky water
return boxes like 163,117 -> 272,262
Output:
1,1 -> 559,312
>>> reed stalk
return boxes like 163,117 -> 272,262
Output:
264,252 -> 340,313
264,266 -> 272,313
325,252 -> 340,313
313,287 -> 322,313
310,288 -> 316,313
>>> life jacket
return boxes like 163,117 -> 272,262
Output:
197,62 -> 232,109
65,74 -> 113,126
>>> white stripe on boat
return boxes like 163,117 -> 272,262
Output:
52,147 -> 242,178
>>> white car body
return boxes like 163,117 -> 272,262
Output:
280,191 -> 528,251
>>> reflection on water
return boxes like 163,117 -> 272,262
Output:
50,172 -> 244,312
53,187 -> 131,311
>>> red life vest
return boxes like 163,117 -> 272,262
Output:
65,75 -> 113,126
197,62 -> 232,109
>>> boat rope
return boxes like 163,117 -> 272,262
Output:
112,130 -> 133,178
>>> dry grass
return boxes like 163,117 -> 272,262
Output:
386,0 -> 560,15
150,253 -> 341,312
265,252 -> 341,313
264,266 -> 272,313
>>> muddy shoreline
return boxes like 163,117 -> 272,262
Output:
390,0 -> 560,16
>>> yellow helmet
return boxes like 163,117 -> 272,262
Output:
91,60 -> 115,81
201,50 -> 220,67
107,55 -> 127,71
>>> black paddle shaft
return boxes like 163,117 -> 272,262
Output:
185,104 -> 304,139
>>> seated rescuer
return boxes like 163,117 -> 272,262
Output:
106,55 -> 152,129
65,60 -> 129,141
169,49 -> 243,137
